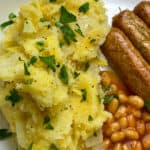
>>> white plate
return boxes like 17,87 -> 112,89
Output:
0,0 -> 141,149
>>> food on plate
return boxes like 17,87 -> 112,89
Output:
101,71 -> 150,150
134,1 -> 150,27
0,0 -> 110,150
101,27 -> 150,99
113,10 -> 150,65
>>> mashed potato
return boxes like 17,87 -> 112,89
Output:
0,0 -> 110,149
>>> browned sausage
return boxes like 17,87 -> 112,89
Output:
112,10 -> 150,65
134,1 -> 150,27
101,27 -> 150,99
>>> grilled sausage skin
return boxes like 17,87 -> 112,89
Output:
134,1 -> 150,27
113,10 -> 150,65
101,28 -> 150,99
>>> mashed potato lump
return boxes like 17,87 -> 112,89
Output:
0,0 -> 110,149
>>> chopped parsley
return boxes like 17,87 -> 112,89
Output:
28,56 -> 37,66
84,62 -> 90,71
0,129 -> 13,140
59,41 -> 64,48
73,71 -> 80,79
5,89 -> 22,106
81,89 -> 87,102
144,100 -> 150,111
0,20 -> 14,29
88,115 -> 93,121
60,24 -> 77,45
24,62 -> 30,76
43,115 -> 50,125
79,2 -> 90,13
93,132 -> 97,137
26,79 -> 33,85
8,13 -> 16,20
60,6 -> 76,24
90,38 -> 96,43
103,93 -> 118,104
75,24 -> 84,37
59,65 -> 69,85
40,55 -> 56,72
50,143 -> 59,150
36,41 -> 45,46
40,17 -> 47,22
45,123 -> 54,130
102,85 -> 111,92
28,142 -> 33,150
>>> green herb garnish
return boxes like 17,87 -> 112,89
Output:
0,20 -> 14,29
93,132 -> 97,137
49,0 -> 56,2
8,13 -> 16,20
28,56 -> 37,66
144,100 -> 150,111
75,24 -> 84,37
60,24 -> 77,45
43,115 -> 50,125
73,71 -> 80,79
28,142 -> 33,150
60,6 -> 76,24
59,65 -> 69,84
88,115 -> 93,121
24,62 -> 30,76
84,62 -> 90,71
40,55 -> 56,72
50,143 -> 59,150
90,39 -> 96,43
102,85 -> 111,92
0,129 -> 13,140
26,79 -> 33,85
81,89 -> 87,102
36,41 -> 45,46
79,2 -> 89,13
40,17 -> 47,22
103,93 -> 118,104
45,123 -> 54,130
5,89 -> 22,106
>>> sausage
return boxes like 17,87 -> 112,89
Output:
134,1 -> 150,27
112,10 -> 150,65
101,28 -> 150,99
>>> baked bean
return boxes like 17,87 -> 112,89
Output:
132,109 -> 142,118
122,144 -> 129,150
135,141 -> 142,150
136,120 -> 145,136
111,131 -> 125,142
142,134 -> 150,149
106,117 -> 115,124
108,98 -> 119,114
127,115 -> 136,128
101,72 -> 111,86
113,143 -> 122,150
103,138 -> 111,149
119,117 -> 128,129
124,128 -> 139,140
115,105 -> 127,119
119,93 -> 128,104
105,122 -> 120,136
123,141 -> 141,150
128,96 -> 144,109
142,112 -> 150,122
146,123 -> 150,133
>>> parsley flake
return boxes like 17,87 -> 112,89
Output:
40,55 -> 56,72
49,0 -> 56,2
8,13 -> 16,20
40,17 -> 47,22
0,129 -> 13,140
60,24 -> 77,45
73,71 -> 80,79
59,65 -> 69,85
28,142 -> 33,150
28,56 -> 37,66
50,143 -> 59,150
103,93 -> 118,104
36,41 -> 45,46
79,2 -> 90,13
43,115 -> 50,125
0,20 -> 14,29
24,62 -> 30,76
5,89 -> 22,106
144,100 -> 150,111
45,123 -> 54,130
88,115 -> 93,121
75,24 -> 84,37
81,89 -> 87,102
60,6 -> 76,24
